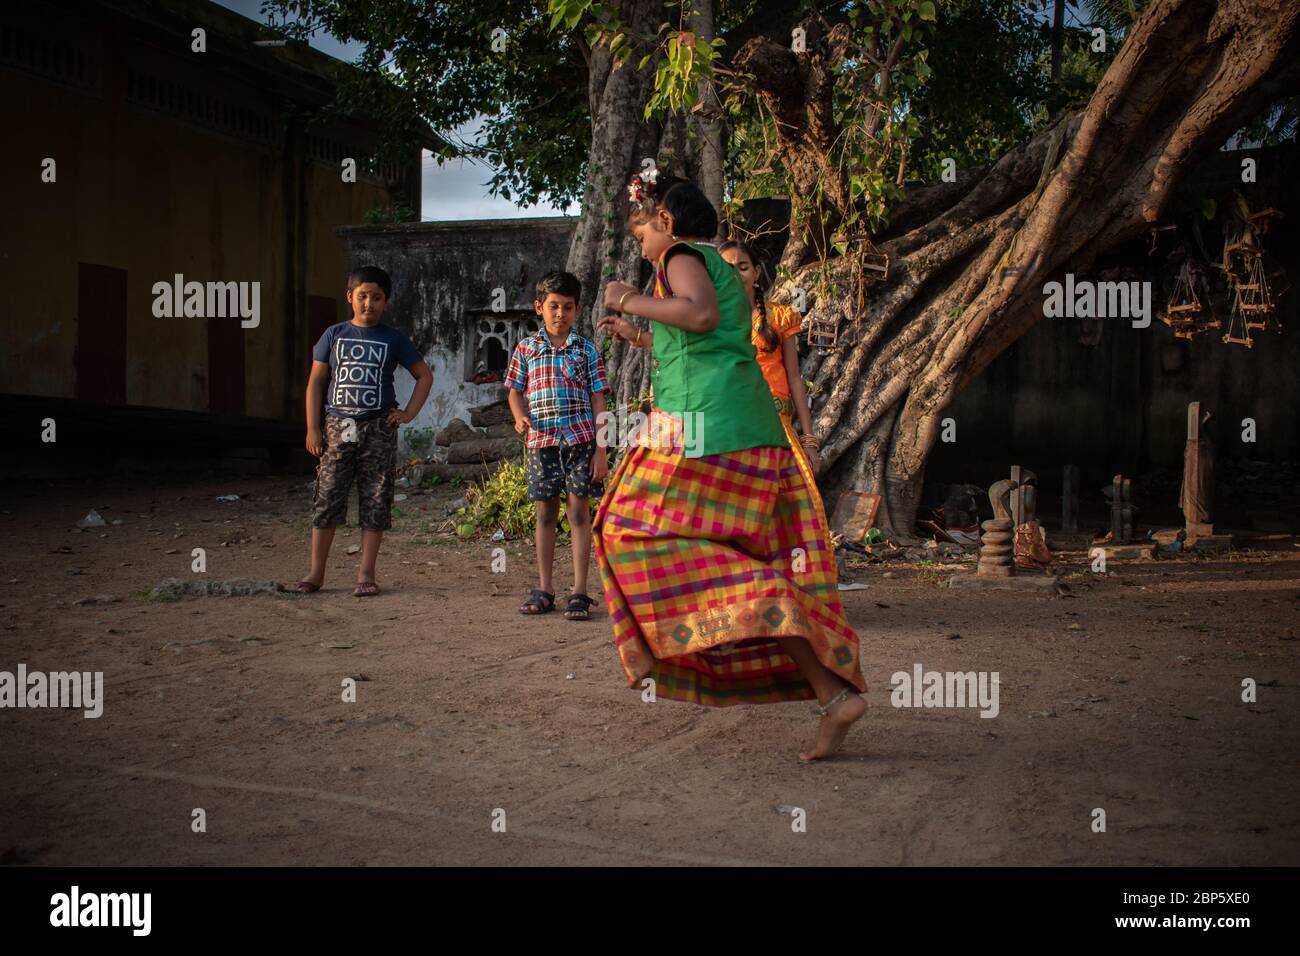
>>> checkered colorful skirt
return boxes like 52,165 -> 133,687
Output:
594,418 -> 865,707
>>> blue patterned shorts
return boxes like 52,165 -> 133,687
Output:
526,441 -> 599,502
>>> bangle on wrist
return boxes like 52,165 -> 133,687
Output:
634,327 -> 643,347
617,290 -> 635,312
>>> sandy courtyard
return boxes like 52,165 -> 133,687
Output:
1,474 -> 1297,866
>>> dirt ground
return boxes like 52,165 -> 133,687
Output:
1,473 -> 1297,866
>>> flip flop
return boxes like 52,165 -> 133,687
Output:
353,582 -> 380,597
292,581 -> 321,594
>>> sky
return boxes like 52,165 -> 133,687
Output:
211,0 -> 574,221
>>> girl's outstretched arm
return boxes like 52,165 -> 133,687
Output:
605,253 -> 719,333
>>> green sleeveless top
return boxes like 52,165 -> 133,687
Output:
651,241 -> 789,456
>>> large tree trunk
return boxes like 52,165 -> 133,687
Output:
567,1 -> 722,416
737,0 -> 1300,538
689,0 -> 726,232
564,0 -> 663,414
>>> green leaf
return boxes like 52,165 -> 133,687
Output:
918,1 -> 937,21
1202,198 -> 1217,220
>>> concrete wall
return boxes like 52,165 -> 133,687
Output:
337,218 -> 578,454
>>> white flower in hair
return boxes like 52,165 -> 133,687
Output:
628,166 -> 661,203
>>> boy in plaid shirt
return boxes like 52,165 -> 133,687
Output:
506,272 -> 609,621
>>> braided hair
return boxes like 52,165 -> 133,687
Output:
719,240 -> 779,352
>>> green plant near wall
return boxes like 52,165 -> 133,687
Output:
457,459 -> 601,539
404,426 -> 435,457
363,202 -> 418,224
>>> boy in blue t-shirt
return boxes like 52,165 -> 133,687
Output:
292,265 -> 432,597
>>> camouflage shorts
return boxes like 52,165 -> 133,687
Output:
312,415 -> 399,531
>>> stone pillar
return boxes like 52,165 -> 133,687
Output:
1110,475 -> 1137,544
1062,464 -> 1079,532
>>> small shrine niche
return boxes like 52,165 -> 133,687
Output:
466,311 -> 539,382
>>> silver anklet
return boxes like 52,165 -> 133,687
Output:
813,687 -> 853,717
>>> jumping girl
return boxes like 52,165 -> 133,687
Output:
595,171 -> 866,761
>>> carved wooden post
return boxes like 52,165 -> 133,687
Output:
1181,402 -> 1215,537
1110,474 -> 1124,544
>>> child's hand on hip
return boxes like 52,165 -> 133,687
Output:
386,408 -> 412,426
306,427 -> 324,457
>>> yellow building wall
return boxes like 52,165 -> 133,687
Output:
0,46 -> 394,420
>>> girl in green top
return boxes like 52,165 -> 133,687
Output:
594,172 -> 865,761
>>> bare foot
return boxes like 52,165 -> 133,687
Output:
799,691 -> 865,762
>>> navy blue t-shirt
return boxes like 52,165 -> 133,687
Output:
312,321 -> 422,420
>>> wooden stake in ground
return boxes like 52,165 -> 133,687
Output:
1181,401 -> 1215,538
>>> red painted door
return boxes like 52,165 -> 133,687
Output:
75,263 -> 127,404
208,296 -> 246,416
308,295 -> 338,360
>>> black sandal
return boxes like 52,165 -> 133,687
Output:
564,593 -> 596,621
519,589 -> 556,615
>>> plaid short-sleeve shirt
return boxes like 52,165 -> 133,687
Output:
504,329 -> 608,448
